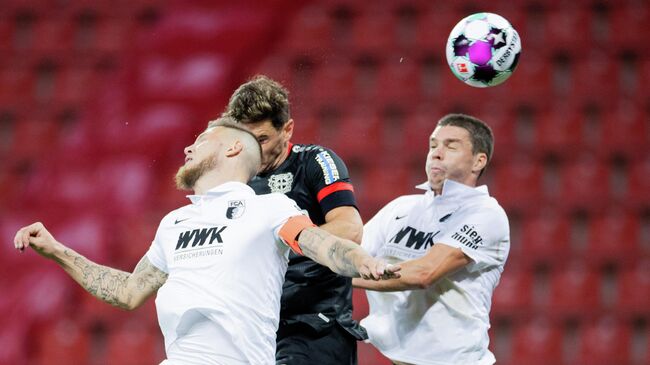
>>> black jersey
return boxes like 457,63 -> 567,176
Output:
249,142 -> 366,339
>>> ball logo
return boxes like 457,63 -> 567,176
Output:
456,63 -> 469,73
226,200 -> 245,219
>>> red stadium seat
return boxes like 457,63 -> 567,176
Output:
599,101 -> 647,158
545,261 -> 601,319
350,11 -> 397,54
510,316 -> 564,365
491,265 -> 533,319
533,103 -> 583,156
518,213 -> 571,266
282,4 -> 333,53
105,317 -> 163,365
609,6 -> 649,49
32,317 -> 91,365
542,9 -> 591,53
556,154 -> 610,212
573,316 -> 632,365
375,59 -> 421,104
322,106 -> 383,165
585,210 -> 640,265
0,66 -> 34,107
626,156 -> 650,209
490,155 -> 543,212
615,260 -> 650,318
570,49 -> 618,103
308,58 -> 357,105
29,19 -> 75,53
506,51 -> 552,102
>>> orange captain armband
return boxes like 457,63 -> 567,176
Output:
278,215 -> 315,256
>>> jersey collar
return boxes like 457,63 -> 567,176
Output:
416,179 -> 489,200
186,182 -> 255,204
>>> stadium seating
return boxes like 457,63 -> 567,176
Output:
509,316 -> 564,365
0,1 -> 648,364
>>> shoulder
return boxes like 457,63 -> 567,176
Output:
158,204 -> 192,227
457,195 -> 509,227
374,194 -> 423,218
292,144 -> 344,161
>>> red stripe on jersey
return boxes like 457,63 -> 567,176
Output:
287,142 -> 294,155
317,182 -> 354,202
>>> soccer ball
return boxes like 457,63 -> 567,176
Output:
446,12 -> 521,87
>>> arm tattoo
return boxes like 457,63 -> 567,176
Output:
62,249 -> 167,310
300,228 -> 359,277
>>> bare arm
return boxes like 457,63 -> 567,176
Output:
14,222 -> 167,310
320,206 -> 363,244
297,227 -> 399,280
352,243 -> 470,291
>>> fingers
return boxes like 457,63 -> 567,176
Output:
13,222 -> 44,252
383,264 -> 402,279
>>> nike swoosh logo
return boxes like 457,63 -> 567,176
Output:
439,213 -> 452,222
175,218 -> 190,225
395,215 -> 407,220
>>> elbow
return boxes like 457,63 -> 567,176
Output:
350,226 -> 363,245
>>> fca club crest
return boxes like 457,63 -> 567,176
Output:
268,173 -> 293,194
226,200 -> 245,219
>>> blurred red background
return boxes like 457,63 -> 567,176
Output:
1,0 -> 649,364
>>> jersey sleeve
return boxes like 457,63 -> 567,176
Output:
304,147 -> 357,216
268,194 -> 315,255
435,204 -> 510,272
145,221 -> 169,273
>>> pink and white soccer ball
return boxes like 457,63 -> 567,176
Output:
446,12 -> 522,87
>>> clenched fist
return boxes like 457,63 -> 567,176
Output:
13,222 -> 63,259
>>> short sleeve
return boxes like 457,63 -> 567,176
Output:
435,204 -> 510,272
145,223 -> 169,273
267,194 -> 312,247
304,147 -> 357,215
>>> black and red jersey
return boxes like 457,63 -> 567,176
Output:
248,142 -> 366,339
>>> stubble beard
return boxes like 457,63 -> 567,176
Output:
175,156 -> 218,191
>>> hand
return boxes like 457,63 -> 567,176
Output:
356,255 -> 401,281
13,222 -> 63,258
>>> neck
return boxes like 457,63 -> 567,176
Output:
192,170 -> 249,195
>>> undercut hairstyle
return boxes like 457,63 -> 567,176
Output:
437,113 -> 494,177
208,116 -> 263,179
225,75 -> 290,130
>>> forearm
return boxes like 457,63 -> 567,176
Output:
353,260 -> 429,291
51,245 -> 135,310
298,228 -> 362,277
319,219 -> 362,244
353,276 -> 422,291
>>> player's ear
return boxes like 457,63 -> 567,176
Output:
473,152 -> 487,173
282,119 -> 294,140
226,140 -> 243,157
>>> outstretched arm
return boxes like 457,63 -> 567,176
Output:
297,227 -> 400,280
352,243 -> 470,291
14,222 -> 167,310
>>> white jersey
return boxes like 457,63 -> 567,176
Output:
146,182 -> 305,365
361,180 -> 510,365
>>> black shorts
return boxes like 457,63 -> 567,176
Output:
276,323 -> 358,365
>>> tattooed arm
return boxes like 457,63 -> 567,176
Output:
297,227 -> 400,280
14,222 -> 167,310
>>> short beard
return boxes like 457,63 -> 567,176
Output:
175,156 -> 217,191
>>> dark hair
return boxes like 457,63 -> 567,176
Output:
225,75 -> 290,130
437,113 -> 494,176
